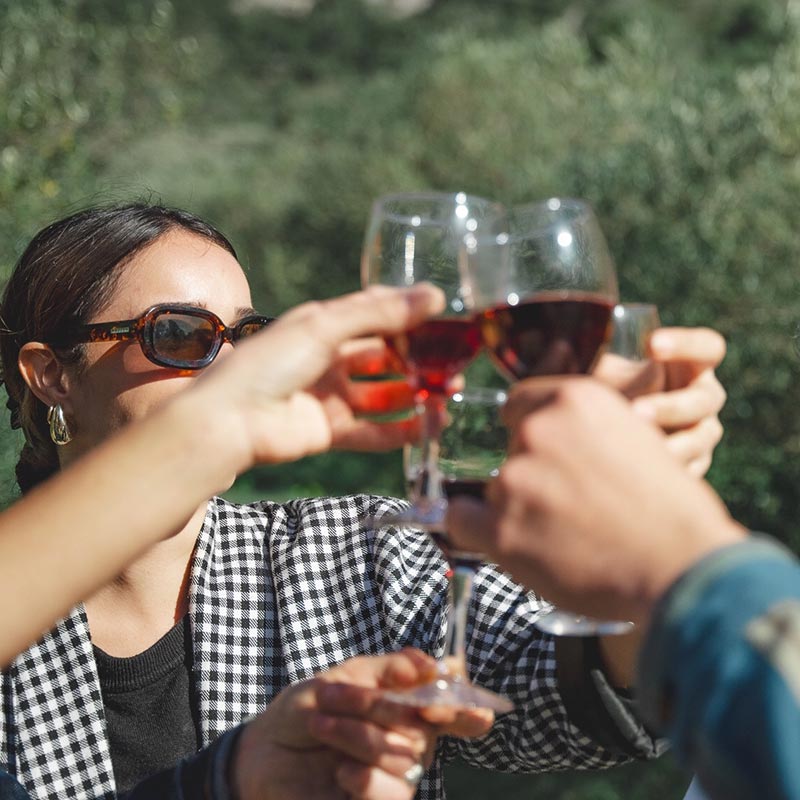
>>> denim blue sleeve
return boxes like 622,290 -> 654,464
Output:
0,772 -> 31,800
637,537 -> 800,800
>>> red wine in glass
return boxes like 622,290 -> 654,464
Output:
430,477 -> 489,568
442,476 -> 487,501
386,317 -> 482,396
480,292 -> 614,380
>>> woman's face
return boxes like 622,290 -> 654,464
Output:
61,228 -> 255,455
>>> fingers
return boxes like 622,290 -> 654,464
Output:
282,285 -> 446,346
339,338 -> 404,377
649,327 -> 726,368
593,352 -> 665,398
500,377 -> 565,430
332,418 -> 421,452
309,713 -> 428,777
631,369 -> 726,430
316,684 -> 427,729
417,704 -> 495,738
687,453 -> 713,478
318,649 -> 438,691
336,759 -> 424,800
664,416 -> 724,473
346,380 -> 415,416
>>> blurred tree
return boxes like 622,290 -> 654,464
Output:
1,0 -> 798,795
0,0 -> 210,500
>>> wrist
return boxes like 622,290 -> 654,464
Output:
228,718 -> 281,800
163,389 -> 254,490
637,517 -> 748,622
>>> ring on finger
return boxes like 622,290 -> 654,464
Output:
403,762 -> 425,787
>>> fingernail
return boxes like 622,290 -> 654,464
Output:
385,731 -> 411,749
408,283 -> 444,307
648,331 -> 672,357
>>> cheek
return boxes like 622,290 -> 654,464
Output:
69,343 -> 198,433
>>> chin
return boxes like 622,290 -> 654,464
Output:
218,473 -> 237,494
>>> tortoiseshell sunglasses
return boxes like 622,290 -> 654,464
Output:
50,303 -> 275,370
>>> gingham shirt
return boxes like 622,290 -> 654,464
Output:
0,495 -> 654,799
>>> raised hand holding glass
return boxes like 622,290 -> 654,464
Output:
464,198 -> 624,636
534,303 -> 662,637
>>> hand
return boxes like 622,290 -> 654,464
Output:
310,336 -> 419,452
192,285 -> 444,470
313,656 -> 494,794
232,649 -> 439,800
594,327 -> 726,476
446,377 -> 745,625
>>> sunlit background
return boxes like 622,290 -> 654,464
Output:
2,0 -> 800,795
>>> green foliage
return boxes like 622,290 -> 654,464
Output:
0,0 -> 206,257
1,0 -> 799,795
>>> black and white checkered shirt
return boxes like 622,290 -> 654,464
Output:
0,495 -> 656,799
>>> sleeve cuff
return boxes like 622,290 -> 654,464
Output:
124,723 -> 246,800
636,535 -> 796,734
556,635 -> 665,758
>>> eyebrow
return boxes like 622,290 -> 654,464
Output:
236,305 -> 259,318
171,301 -> 261,319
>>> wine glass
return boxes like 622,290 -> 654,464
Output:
384,387 -> 514,712
464,198 -> 625,636
610,303 -> 661,360
464,198 -> 619,381
362,191 -> 504,529
528,302 -> 663,637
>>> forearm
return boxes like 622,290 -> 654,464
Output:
638,537 -> 800,800
0,391 -> 248,666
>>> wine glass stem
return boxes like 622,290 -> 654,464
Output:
416,393 -> 446,504
444,564 -> 476,666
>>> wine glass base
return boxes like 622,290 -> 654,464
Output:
365,499 -> 448,532
534,610 -> 634,637
383,673 -> 514,714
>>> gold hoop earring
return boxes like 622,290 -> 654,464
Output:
47,404 -> 72,446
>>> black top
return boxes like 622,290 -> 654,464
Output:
94,615 -> 201,795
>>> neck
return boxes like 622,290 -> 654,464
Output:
84,502 -> 207,657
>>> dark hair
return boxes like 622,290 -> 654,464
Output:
0,203 -> 237,494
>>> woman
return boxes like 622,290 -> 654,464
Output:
0,203 -> 725,799
0,279 -> 460,800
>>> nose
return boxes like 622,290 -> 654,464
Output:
215,340 -> 236,363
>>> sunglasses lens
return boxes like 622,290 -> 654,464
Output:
152,312 -> 216,364
235,318 -> 271,340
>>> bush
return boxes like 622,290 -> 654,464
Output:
1,2 -> 797,795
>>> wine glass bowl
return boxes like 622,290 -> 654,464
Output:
387,387 -> 514,713
610,303 -> 661,360
465,198 -> 618,381
362,192 -> 504,397
404,387 -> 508,563
603,303 -> 666,400
463,198 -> 632,638
362,192 -> 504,525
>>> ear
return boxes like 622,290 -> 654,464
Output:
18,343 -> 74,410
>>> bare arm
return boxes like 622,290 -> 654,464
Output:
0,284 -> 443,666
